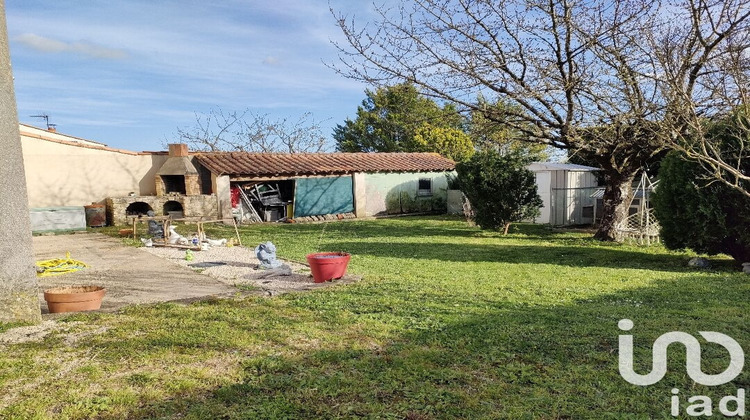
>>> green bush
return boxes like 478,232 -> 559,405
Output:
430,195 -> 447,213
385,190 -> 402,214
385,189 -> 446,214
455,150 -> 542,234
652,152 -> 750,262
400,191 -> 416,213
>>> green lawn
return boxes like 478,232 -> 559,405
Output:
2,217 -> 748,419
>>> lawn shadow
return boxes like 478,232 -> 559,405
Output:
325,240 -> 697,272
105,272 -> 749,419
230,218 -> 737,273
229,216 -> 568,241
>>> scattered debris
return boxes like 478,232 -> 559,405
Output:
204,237 -> 227,247
168,226 -> 189,245
146,210 -> 164,238
256,265 -> 293,278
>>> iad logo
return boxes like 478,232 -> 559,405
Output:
618,319 -> 744,386
617,319 -> 746,417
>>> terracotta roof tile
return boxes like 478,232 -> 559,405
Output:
194,152 -> 456,177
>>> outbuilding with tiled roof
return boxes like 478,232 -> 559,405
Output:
192,150 -> 456,221
20,128 -> 457,226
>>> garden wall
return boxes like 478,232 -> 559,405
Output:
21,133 -> 167,208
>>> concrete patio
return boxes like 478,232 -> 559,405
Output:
32,232 -> 236,315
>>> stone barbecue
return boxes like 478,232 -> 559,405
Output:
107,144 -> 220,225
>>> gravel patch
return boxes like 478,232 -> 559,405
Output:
140,244 -> 360,296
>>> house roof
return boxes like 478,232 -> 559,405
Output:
20,123 -> 108,147
19,123 -> 156,156
194,152 -> 456,177
528,162 -> 599,172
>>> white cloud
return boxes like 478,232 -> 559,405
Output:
13,33 -> 128,60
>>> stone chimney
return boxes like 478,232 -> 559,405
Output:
155,143 -> 201,196
168,143 -> 188,157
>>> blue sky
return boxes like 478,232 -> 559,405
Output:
6,1 -> 377,151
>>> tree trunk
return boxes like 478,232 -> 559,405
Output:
503,223 -> 511,235
594,170 -> 637,241
722,238 -> 750,265
0,4 -> 42,323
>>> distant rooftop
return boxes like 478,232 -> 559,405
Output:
528,162 -> 599,172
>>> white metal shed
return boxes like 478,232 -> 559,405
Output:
527,162 -> 600,225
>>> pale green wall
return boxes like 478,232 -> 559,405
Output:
363,171 -> 452,216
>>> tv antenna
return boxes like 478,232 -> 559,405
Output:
30,114 -> 57,130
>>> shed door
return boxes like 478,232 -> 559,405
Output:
535,171 -> 551,224
294,176 -> 354,218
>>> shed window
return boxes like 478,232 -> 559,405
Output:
417,178 -> 433,196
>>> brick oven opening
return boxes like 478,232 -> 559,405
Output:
163,200 -> 184,219
126,202 -> 153,217
161,175 -> 186,195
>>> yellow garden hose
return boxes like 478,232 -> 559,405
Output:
36,252 -> 89,277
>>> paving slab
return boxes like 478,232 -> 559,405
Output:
32,232 -> 236,314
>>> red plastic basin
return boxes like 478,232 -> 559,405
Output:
306,252 -> 351,283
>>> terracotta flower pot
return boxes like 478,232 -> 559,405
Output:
43,285 -> 106,313
306,252 -> 351,283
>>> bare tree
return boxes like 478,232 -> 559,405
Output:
648,1 -> 750,197
174,108 -> 331,153
673,107 -> 749,198
331,0 -> 749,240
